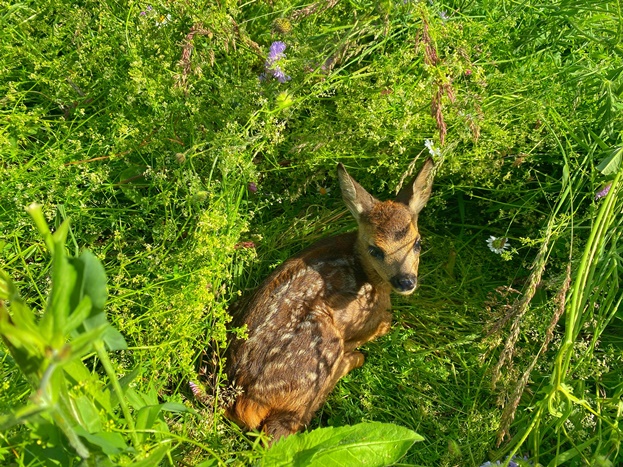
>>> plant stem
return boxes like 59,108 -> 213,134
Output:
94,341 -> 142,452
556,167 -> 622,385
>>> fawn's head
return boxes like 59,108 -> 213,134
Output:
338,159 -> 434,295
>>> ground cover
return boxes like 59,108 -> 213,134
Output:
1,0 -> 622,465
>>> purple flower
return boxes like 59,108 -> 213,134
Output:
248,182 -> 258,193
595,183 -> 612,200
189,382 -> 203,398
140,6 -> 153,16
271,66 -> 291,83
261,41 -> 291,83
268,41 -> 287,62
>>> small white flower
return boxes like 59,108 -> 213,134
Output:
487,236 -> 509,254
424,139 -> 441,158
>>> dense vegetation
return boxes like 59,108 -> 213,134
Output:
1,0 -> 622,465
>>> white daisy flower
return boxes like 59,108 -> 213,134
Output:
424,139 -> 441,158
156,13 -> 171,27
487,236 -> 509,254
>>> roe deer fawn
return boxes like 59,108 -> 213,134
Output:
225,159 -> 435,443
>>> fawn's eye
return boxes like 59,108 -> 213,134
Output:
413,238 -> 422,252
368,245 -> 385,260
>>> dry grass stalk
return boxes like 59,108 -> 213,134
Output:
431,81 -> 455,145
291,0 -> 339,21
176,24 -> 213,90
417,18 -> 456,145
417,18 -> 439,66
490,231 -> 552,389
496,262 -> 572,445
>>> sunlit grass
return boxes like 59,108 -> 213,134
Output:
1,0 -> 622,465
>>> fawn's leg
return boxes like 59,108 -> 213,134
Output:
344,310 -> 392,351
261,409 -> 304,444
300,350 -> 365,428
259,353 -> 361,444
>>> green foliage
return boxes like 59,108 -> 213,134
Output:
1,0 -> 623,465
262,422 -> 423,467
0,206 -> 192,465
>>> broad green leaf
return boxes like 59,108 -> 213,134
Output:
136,405 -> 164,443
596,146 -> 623,175
109,367 -> 142,410
74,426 -> 128,456
0,404 -> 48,430
68,322 -> 109,359
63,360 -> 113,415
129,444 -> 171,467
262,422 -> 424,467
83,313 -> 127,351
102,325 -> 128,351
25,203 -> 54,253
160,402 -> 191,413
0,270 -> 39,335
74,396 -> 103,433
0,319 -> 46,375
65,295 -> 92,334
69,250 -> 108,318
25,420 -> 78,466
43,237 -> 76,346
125,387 -> 148,411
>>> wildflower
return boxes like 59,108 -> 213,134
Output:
140,5 -> 153,16
189,381 -> 203,399
261,41 -> 291,83
271,66 -> 290,84
595,182 -> 612,200
318,186 -> 330,196
272,18 -> 292,35
156,13 -> 171,27
268,41 -> 287,62
465,69 -> 473,77
424,139 -> 441,158
487,236 -> 510,254
440,10 -> 449,21
248,182 -> 258,193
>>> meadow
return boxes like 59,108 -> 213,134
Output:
1,0 -> 622,465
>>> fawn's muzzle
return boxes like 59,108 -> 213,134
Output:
390,274 -> 417,293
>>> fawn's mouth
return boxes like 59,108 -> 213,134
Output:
393,287 -> 417,296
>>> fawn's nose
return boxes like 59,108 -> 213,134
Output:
390,274 -> 417,293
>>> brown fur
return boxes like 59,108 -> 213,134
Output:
225,160 -> 434,443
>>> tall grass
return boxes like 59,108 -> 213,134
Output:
1,0 -> 622,465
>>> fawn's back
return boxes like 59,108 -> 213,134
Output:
225,159 -> 434,442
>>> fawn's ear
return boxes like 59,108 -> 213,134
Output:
395,158 -> 434,219
337,163 -> 377,222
